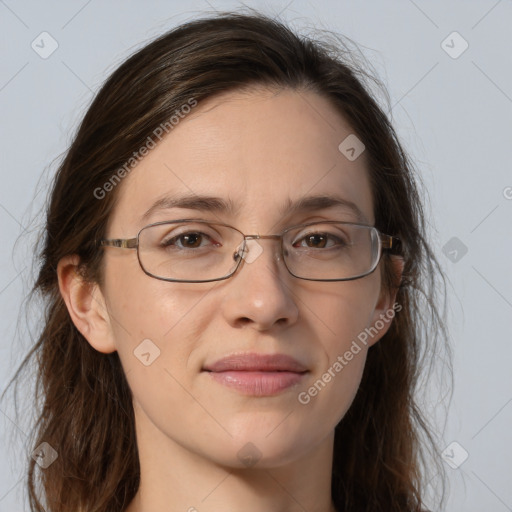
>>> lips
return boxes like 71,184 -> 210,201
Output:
202,353 -> 308,396
203,353 -> 308,373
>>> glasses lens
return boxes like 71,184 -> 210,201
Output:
283,222 -> 380,280
137,221 -> 381,282
138,221 -> 244,282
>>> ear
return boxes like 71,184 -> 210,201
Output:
57,255 -> 117,354
366,255 -> 405,347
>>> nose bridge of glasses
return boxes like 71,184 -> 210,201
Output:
236,234 -> 284,264
244,234 -> 282,241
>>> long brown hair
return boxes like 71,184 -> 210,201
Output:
2,9 -> 449,512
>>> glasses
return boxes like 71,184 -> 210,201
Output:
98,219 -> 401,283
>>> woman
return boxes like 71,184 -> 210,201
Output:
6,10 -> 448,512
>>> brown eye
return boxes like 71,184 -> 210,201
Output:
292,232 -> 346,249
162,232 -> 213,249
179,233 -> 203,248
304,234 -> 328,248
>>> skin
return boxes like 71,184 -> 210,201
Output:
58,87 -> 403,512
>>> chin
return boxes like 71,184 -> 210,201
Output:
206,424 -> 320,470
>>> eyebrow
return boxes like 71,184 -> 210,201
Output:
140,193 -> 369,224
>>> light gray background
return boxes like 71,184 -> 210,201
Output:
1,1 -> 511,511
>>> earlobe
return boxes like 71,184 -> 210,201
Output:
57,255 -> 117,354
367,255 -> 405,347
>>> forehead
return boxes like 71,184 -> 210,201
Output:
108,87 -> 374,233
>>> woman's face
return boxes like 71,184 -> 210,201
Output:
92,87 -> 396,468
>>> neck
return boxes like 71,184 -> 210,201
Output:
124,401 -> 337,512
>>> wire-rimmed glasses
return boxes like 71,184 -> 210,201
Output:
98,219 -> 401,283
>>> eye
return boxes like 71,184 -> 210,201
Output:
161,231 -> 220,249
292,229 -> 349,249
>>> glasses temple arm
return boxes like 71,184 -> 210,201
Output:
380,234 -> 402,254
98,238 -> 138,249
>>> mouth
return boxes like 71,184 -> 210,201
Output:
202,353 -> 309,396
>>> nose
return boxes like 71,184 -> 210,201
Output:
220,237 -> 299,331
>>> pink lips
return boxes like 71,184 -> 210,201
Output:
203,353 -> 308,396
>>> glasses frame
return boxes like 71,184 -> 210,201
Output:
98,218 -> 402,283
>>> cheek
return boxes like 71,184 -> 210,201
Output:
102,271 -> 220,446
301,272 -> 381,350
102,256 -> 217,373
294,322 -> 369,443
294,276 -> 380,424
105,248 -> 200,326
